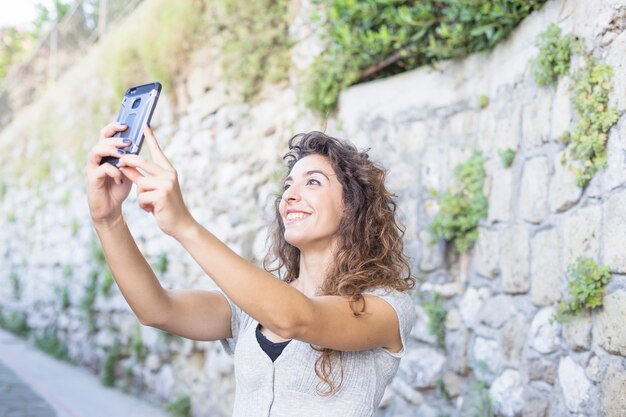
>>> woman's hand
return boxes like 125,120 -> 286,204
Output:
85,122 -> 133,226
117,126 -> 195,238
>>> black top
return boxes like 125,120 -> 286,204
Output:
255,324 -> 291,362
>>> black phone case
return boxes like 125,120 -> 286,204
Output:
101,82 -> 161,166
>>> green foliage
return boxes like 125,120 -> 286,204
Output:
0,310 -> 29,337
567,57 -> 619,187
532,26 -> 618,188
10,271 -> 21,300
34,327 -> 71,361
428,150 -> 488,253
552,257 -> 611,324
152,251 -> 170,276
100,0 -> 206,95
80,270 -> 99,332
498,148 -> 516,168
422,293 -> 447,349
477,94 -> 490,109
303,0 -> 547,115
165,395 -> 192,417
130,324 -> 148,362
531,24 -> 573,87
0,27 -> 35,85
217,0 -> 292,100
100,341 -> 124,387
471,379 -> 494,417
100,270 -> 115,298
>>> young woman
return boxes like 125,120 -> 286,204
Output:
86,123 -> 416,416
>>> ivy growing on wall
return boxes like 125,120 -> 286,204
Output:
302,0 -> 547,115
532,24 -> 619,187
428,150 -> 488,253
552,257 -> 612,324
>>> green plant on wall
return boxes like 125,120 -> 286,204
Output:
0,310 -> 29,337
100,340 -> 124,387
165,394 -> 192,417
422,293 -> 447,349
532,25 -> 619,188
34,327 -> 71,361
498,148 -> 516,168
568,57 -> 619,187
302,0 -> 547,115
429,150 -> 488,253
80,270 -> 99,332
552,257 -> 611,324
130,323 -> 148,362
152,251 -> 170,277
217,0 -> 292,100
531,24 -> 574,87
10,271 -> 21,300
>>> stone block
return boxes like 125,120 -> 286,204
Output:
530,228 -> 562,306
394,121 -> 429,153
528,356 -> 556,384
529,307 -> 559,354
445,328 -> 469,375
400,347 -> 446,388
519,156 -> 550,223
593,290 -> 626,356
550,77 -> 571,139
606,29 -> 626,113
421,145 -> 446,191
560,204 -> 601,268
600,361 -> 626,417
490,369 -> 524,417
603,189 -> 626,273
474,227 -> 499,278
558,356 -> 591,413
500,315 -> 527,362
478,294 -> 514,329
488,168 -> 515,222
473,337 -> 503,374
549,151 -> 582,213
500,225 -> 530,294
562,314 -> 592,351
419,230 -> 443,272
522,89 -> 552,149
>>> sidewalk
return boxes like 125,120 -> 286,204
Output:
0,329 -> 169,417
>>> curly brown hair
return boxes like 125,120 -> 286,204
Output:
264,131 -> 415,396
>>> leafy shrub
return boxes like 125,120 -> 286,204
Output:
101,341 -> 124,387
531,24 -> 574,87
303,0 -> 547,114
165,395 -> 192,417
477,94 -> 490,109
422,293 -> 447,349
552,257 -> 611,323
216,0 -> 291,100
568,57 -> 619,187
429,150 -> 488,253
0,311 -> 29,337
498,148 -> 516,168
35,327 -> 71,361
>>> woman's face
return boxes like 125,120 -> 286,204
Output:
278,154 -> 345,251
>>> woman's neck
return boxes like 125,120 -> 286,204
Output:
293,247 -> 335,297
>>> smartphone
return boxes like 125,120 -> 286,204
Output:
100,81 -> 161,166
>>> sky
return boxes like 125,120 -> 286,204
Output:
0,1 -> 53,29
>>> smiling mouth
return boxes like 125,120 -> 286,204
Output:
285,212 -> 311,222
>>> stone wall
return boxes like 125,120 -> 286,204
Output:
1,0 -> 625,416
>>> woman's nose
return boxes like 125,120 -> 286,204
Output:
283,184 -> 301,202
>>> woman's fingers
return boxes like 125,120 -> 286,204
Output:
88,142 -> 129,167
118,154 -> 170,176
143,126 -> 172,168
137,190 -> 160,213
100,122 -> 127,139
87,159 -> 124,186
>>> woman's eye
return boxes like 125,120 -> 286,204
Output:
308,179 -> 321,186
283,183 -> 291,191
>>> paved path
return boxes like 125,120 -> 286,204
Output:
0,329 -> 168,417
